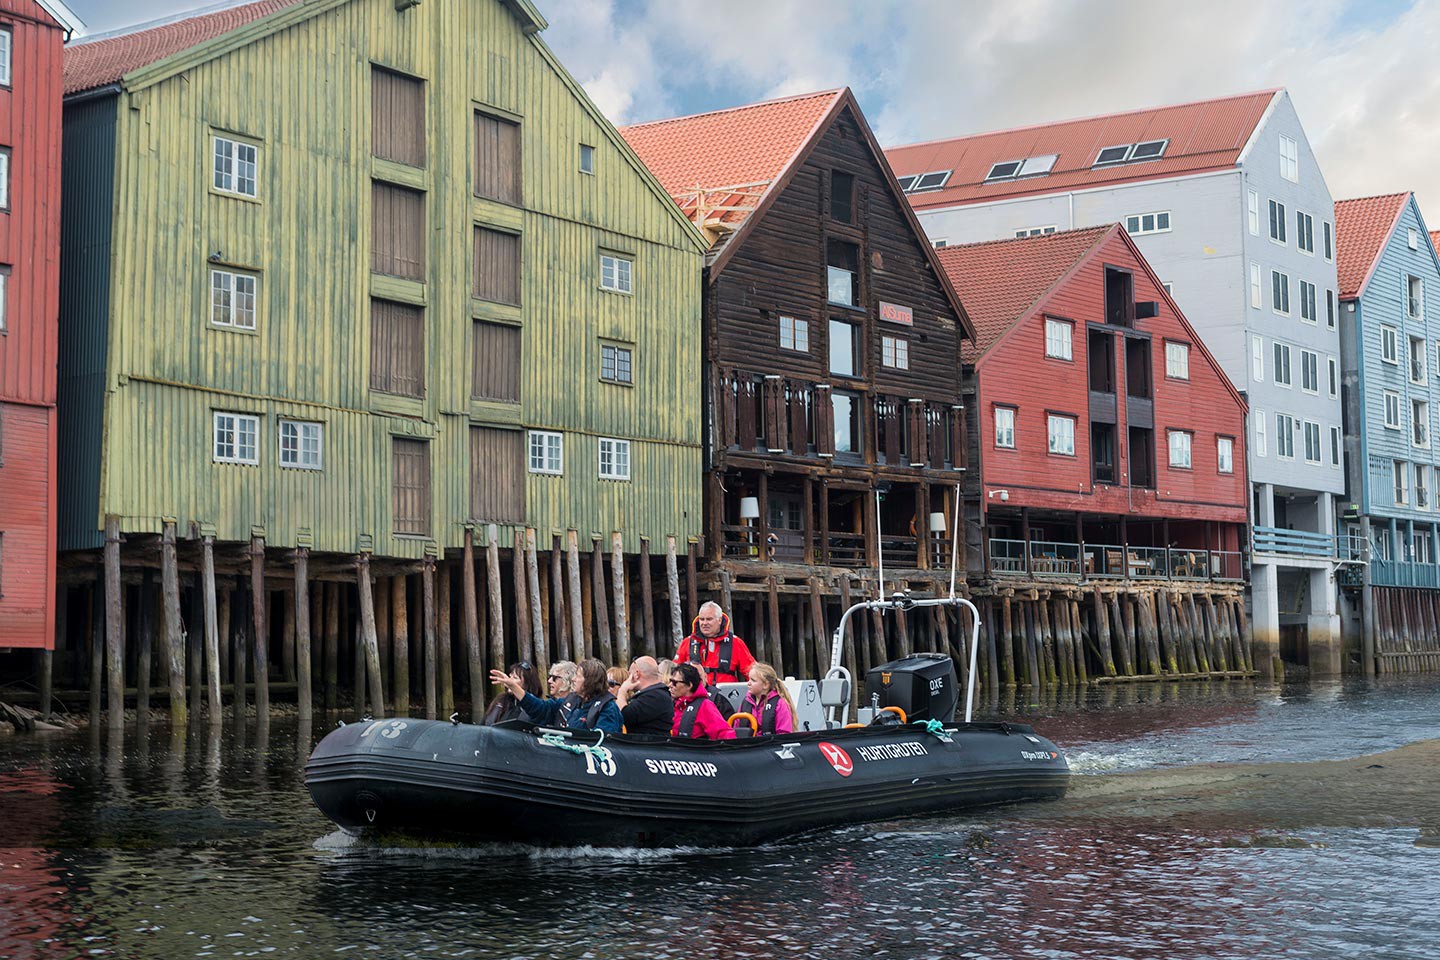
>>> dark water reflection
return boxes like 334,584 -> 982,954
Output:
2,676 -> 1439,959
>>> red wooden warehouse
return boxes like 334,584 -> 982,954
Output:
0,0 -> 80,650
936,225 -> 1250,582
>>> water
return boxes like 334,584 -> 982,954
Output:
3,676 -> 1439,959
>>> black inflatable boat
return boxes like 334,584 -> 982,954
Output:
306,596 -> 1069,847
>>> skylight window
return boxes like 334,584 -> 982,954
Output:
896,174 -> 918,191
1129,139 -> 1168,161
1017,154 -> 1057,177
985,160 -> 1024,181
1094,145 -> 1131,165
911,170 -> 951,191
1094,140 -> 1169,168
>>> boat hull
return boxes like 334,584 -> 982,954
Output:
306,718 -> 1069,847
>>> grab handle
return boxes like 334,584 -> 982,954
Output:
880,706 -> 907,724
730,712 -> 758,738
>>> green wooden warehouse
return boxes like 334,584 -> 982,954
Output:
57,0 -> 707,725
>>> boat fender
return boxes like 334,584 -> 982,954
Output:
730,712 -> 758,738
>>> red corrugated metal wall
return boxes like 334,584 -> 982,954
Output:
0,0 -> 65,649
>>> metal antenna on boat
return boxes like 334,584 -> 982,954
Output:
948,484 -> 960,600
875,488 -> 885,602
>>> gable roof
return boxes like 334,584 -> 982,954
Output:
1432,229 -> 1440,259
621,87 -> 974,339
1333,192 -> 1411,300
34,0 -> 86,35
934,226 -> 1112,363
884,89 -> 1280,211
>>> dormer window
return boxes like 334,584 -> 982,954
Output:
984,161 -> 1024,181
1094,140 -> 1168,167
1017,154 -> 1057,176
1129,139 -> 1167,161
1094,145 -> 1131,165
896,174 -> 918,191
910,170 -> 951,191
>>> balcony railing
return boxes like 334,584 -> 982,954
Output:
988,539 -> 1244,582
1252,525 -> 1339,559
1372,558 -> 1440,588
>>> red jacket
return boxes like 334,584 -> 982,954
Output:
674,613 -> 756,685
670,682 -> 736,740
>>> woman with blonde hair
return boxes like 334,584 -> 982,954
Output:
741,662 -> 796,735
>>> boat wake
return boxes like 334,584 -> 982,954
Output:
313,828 -> 740,861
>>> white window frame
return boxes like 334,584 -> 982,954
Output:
213,412 -> 260,465
1247,190 -> 1260,235
1217,436 -> 1234,474
579,143 -> 595,175
0,148 -> 9,211
1331,425 -> 1342,467
1047,415 -> 1076,456
1167,429 -> 1192,468
1381,325 -> 1399,365
1273,341 -> 1292,387
1418,464 -> 1432,511
1413,398 -> 1430,448
1014,225 -> 1058,238
1406,275 -> 1424,321
1276,413 -> 1296,460
278,419 -> 323,470
778,316 -> 809,352
1299,279 -> 1317,324
528,430 -> 563,475
1124,211 -> 1171,236
599,253 -> 633,294
1296,210 -> 1315,255
1384,389 -> 1402,429
1044,318 -> 1073,360
994,407 -> 1015,449
1395,459 -> 1411,506
1411,335 -> 1429,384
0,267 -> 7,335
1303,420 -> 1322,464
1272,270 -> 1290,315
0,28 -> 11,87
1269,199 -> 1287,244
600,342 -> 634,384
1323,221 -> 1334,261
1251,335 -> 1265,383
1255,408 -> 1267,457
1328,356 -> 1338,398
881,334 -> 909,370
212,135 -> 259,198
1409,228 -> 1420,251
1300,349 -> 1319,394
1327,289 -> 1336,329
209,268 -> 259,330
1279,135 -> 1299,182
1165,341 -> 1190,380
1249,262 -> 1262,308
597,437 -> 631,480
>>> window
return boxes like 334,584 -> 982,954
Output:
213,412 -> 259,465
0,28 -> 9,86
1279,135 -> 1299,182
826,240 -> 859,305
600,253 -> 633,293
832,391 -> 861,454
470,427 -> 524,522
473,227 -> 521,305
278,420 -> 323,470
208,269 -> 258,330
1124,211 -> 1171,235
896,175 -> 917,191
1303,420 -> 1322,464
1419,465 -> 1432,510
1296,211 -> 1314,254
1014,225 -> 1057,237
830,171 -> 854,224
1395,459 -> 1411,505
1407,275 -> 1423,320
995,407 -> 1015,448
371,66 -> 426,168
370,299 -> 425,398
881,335 -> 909,369
1324,221 -> 1334,261
1255,408 -> 1267,456
985,160 -> 1024,181
1299,279 -> 1317,323
1165,341 -> 1190,380
393,438 -> 431,535
1047,414 -> 1076,456
1273,342 -> 1292,386
1327,289 -> 1335,328
1410,228 -> 1420,251
1384,389 -> 1402,429
1250,262 -> 1262,308
1162,282 -> 1174,296
1168,429 -> 1192,468
1017,155 -> 1058,176
528,430 -> 563,475
0,265 -> 6,334
0,147 -> 8,210
1300,349 -> 1318,393
598,438 -> 631,480
1268,199 -> 1287,243
1331,425 -> 1342,467
1272,270 -> 1290,314
1381,325 -> 1399,364
829,319 -> 861,377
1251,335 -> 1265,382
1412,336 -> 1428,383
1276,413 -> 1295,459
600,343 -> 633,384
910,170 -> 951,191
779,316 -> 809,352
1130,139 -> 1167,161
1094,144 -> 1131,165
474,111 -> 521,204
1328,356 -> 1338,397
472,321 -> 520,402
213,135 -> 258,197
1044,318 -> 1073,360
1247,190 -> 1260,235
1218,436 -> 1234,474
931,239 -> 949,248
372,181 -> 425,280
1413,399 -> 1430,447
579,144 -> 595,175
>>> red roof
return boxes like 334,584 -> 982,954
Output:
64,0 -> 301,95
620,90 -> 844,231
1430,229 -> 1440,259
934,226 -> 1113,362
1333,193 -> 1411,300
884,89 -> 1279,211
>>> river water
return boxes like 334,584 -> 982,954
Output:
2,676 -> 1438,960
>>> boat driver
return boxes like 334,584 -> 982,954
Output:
674,601 -> 757,690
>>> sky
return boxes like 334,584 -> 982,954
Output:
63,0 -> 1440,216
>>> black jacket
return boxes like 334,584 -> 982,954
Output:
621,683 -> 674,736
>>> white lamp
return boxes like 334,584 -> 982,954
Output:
929,511 -> 947,533
739,497 -> 761,520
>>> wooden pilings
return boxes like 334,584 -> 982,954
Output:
1370,586 -> 1440,673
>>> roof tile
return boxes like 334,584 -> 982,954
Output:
1333,193 -> 1411,300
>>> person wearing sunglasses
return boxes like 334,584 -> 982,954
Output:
614,656 -> 673,736
545,660 -> 582,723
481,660 -> 543,726
667,662 -> 736,741
490,657 -> 622,733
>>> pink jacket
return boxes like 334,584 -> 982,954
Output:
742,689 -> 795,735
670,682 -> 736,740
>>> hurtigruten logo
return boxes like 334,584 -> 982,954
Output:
1020,749 -> 1059,761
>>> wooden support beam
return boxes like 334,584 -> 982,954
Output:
323,582 -> 339,712
525,530 -> 544,675
611,532 -> 629,668
437,560 -> 453,718
591,540 -> 612,665
640,537 -> 656,659
201,538 -> 222,722
809,576 -> 829,674
566,531 -> 584,663
375,575 -> 390,696
137,568 -> 154,724
189,574 -> 204,713
686,540 -> 698,618
103,517 -> 124,729
294,548 -> 312,720
512,530 -> 532,665
551,536 -> 568,667
357,554 -> 385,717
422,558 -> 437,720
87,580 -> 101,725
282,586 -> 297,684
251,536 -> 268,721
665,535 -> 683,649
462,529 -> 483,720
162,521 -> 186,725
486,525 -> 505,696
218,584 -> 231,683
391,574 -> 410,715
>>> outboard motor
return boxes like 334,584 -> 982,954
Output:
865,653 -> 958,722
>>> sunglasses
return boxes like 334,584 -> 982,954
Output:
666,678 -> 688,687
548,674 -> 565,681
608,679 -> 621,687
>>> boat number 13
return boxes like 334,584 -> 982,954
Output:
583,748 -> 616,777
360,720 -> 409,739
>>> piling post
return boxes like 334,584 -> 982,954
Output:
201,538 -> 222,722
511,531 -> 532,665
87,579 -> 101,725
437,561 -> 453,717
640,537 -> 657,659
664,538 -> 682,647
550,537 -> 568,665
189,576 -> 204,715
686,540 -> 699,617
423,558 -> 437,720
356,554 -> 384,716
161,522 -> 187,725
103,517 -> 124,729
282,588 -> 297,684
233,575 -> 248,723
525,530 -> 544,674
486,525 -> 506,680
609,533 -> 629,667
999,597 -> 1016,685
591,539 -> 613,665
137,568 -> 154,724
249,537 -> 268,721
566,531 -> 585,663
391,574 -> 410,715
462,529 -> 483,718
809,577 -> 830,673
294,549 -> 312,720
